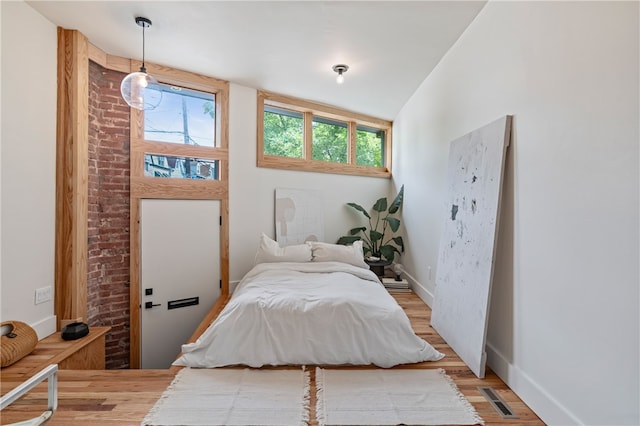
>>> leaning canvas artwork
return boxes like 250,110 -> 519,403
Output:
431,115 -> 512,378
275,188 -> 325,246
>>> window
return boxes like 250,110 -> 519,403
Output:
263,106 -> 303,158
257,91 -> 392,178
132,77 -> 228,186
130,65 -> 229,190
144,155 -> 219,180
356,125 -> 385,167
312,117 -> 348,163
144,84 -> 216,147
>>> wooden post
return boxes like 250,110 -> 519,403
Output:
55,28 -> 89,329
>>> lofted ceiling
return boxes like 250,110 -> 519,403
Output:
27,1 -> 486,121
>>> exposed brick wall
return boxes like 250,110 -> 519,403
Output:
87,60 -> 131,369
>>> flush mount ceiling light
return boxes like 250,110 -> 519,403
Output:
332,64 -> 349,84
120,16 -> 162,110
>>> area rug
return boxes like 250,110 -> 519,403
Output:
142,367 -> 310,426
315,368 -> 483,426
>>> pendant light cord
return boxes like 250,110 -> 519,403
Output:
140,22 -> 146,73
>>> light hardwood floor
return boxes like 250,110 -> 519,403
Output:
1,292 -> 544,425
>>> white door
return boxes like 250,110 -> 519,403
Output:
140,199 -> 221,369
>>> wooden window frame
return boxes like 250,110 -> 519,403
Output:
257,90 -> 392,178
128,61 -> 230,368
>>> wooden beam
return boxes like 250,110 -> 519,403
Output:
129,198 -> 141,369
55,28 -> 89,329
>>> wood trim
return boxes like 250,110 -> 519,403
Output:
138,61 -> 229,94
384,128 -> 393,174
256,91 -> 266,167
258,155 -> 391,178
217,76 -> 230,151
187,295 -> 230,344
261,90 -> 391,128
348,122 -> 357,164
169,293 -> 231,373
131,106 -> 144,141
87,43 -> 130,73
130,177 -> 228,199
130,151 -> 145,178
129,198 -> 141,369
132,140 -> 229,160
55,28 -> 89,329
304,111 -> 313,160
220,200 -> 230,295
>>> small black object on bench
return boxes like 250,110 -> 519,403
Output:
61,322 -> 89,341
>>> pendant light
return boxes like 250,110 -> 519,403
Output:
120,17 -> 162,110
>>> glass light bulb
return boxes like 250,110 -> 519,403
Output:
137,73 -> 149,88
336,73 -> 345,84
120,71 -> 163,110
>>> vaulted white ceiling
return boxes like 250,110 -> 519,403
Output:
27,1 -> 486,121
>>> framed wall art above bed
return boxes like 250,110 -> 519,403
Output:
275,188 -> 325,245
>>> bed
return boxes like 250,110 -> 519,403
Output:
173,236 -> 444,369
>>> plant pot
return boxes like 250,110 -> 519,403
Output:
365,258 -> 392,277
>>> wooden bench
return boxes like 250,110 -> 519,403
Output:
0,326 -> 109,380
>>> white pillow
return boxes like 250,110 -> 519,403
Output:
254,233 -> 313,264
309,240 -> 369,269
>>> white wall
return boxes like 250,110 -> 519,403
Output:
228,83 -> 391,283
1,1 -> 58,339
393,1 -> 639,425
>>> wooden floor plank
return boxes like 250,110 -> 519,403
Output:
1,292 -> 544,425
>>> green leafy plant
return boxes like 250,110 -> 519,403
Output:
337,185 -> 405,262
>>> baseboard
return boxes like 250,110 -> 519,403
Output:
31,315 -> 57,340
485,342 -> 583,425
404,272 -> 434,308
408,277 -> 581,425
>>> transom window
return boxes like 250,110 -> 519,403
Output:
356,125 -> 385,167
144,154 -> 219,180
133,78 -> 227,184
263,106 -> 303,158
144,84 -> 216,148
312,116 -> 348,163
257,91 -> 392,178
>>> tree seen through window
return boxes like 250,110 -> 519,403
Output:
263,106 -> 304,158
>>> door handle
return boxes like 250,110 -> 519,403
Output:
144,301 -> 161,309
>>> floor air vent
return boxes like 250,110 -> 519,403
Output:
478,386 -> 518,419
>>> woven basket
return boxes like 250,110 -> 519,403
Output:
1,321 -> 38,368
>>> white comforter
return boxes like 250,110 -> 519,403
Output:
173,262 -> 444,368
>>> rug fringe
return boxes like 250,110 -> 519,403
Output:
315,367 -> 326,426
300,366 -> 311,426
141,367 -> 188,426
437,368 -> 485,426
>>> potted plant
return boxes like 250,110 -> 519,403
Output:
337,185 -> 405,272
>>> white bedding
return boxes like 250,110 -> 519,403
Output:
173,262 -> 444,368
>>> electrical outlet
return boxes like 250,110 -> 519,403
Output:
35,286 -> 53,305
